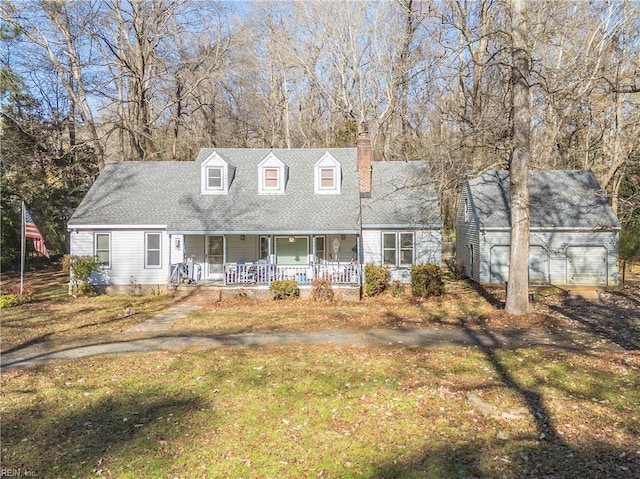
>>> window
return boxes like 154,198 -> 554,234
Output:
314,152 -> 341,194
258,153 -> 286,194
320,168 -> 335,189
207,167 -> 223,190
315,236 -> 326,263
200,151 -> 230,195
259,236 -> 270,261
145,233 -> 162,268
263,168 -> 279,190
95,233 -> 111,268
383,233 -> 396,265
382,232 -> 414,267
400,233 -> 414,266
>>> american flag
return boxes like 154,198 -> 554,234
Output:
24,205 -> 50,258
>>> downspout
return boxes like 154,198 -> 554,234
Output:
168,233 -> 172,286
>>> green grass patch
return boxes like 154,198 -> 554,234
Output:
2,346 -> 638,478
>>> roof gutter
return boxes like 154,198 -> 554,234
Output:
167,229 -> 361,235
480,225 -> 621,232
67,224 -> 168,230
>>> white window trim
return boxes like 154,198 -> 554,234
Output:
145,232 -> 162,269
399,232 -> 414,267
200,151 -> 229,195
382,232 -> 414,268
206,166 -> 224,191
262,167 -> 281,191
258,153 -> 286,194
314,152 -> 341,194
94,232 -> 111,269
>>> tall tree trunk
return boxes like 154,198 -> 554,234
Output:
505,0 -> 530,315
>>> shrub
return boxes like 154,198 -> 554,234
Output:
67,255 -> 102,295
1,284 -> 35,307
391,280 -> 404,298
0,294 -> 17,308
311,279 -> 334,302
269,280 -> 299,300
364,263 -> 390,297
411,264 -> 445,298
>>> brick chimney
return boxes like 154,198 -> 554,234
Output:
357,130 -> 372,197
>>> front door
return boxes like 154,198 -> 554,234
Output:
207,235 -> 224,280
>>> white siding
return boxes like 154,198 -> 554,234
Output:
455,186 -> 480,281
415,230 -> 442,265
168,234 -> 184,265
70,229 -> 170,285
362,228 -> 441,283
362,230 -> 382,265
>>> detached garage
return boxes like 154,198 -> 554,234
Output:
456,170 -> 620,286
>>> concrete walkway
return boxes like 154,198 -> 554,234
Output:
0,304 -> 623,371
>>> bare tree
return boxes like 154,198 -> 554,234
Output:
505,0 -> 530,315
2,0 -> 106,169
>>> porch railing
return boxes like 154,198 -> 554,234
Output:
223,262 -> 360,286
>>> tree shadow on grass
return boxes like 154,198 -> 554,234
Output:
204,293 -> 636,478
369,322 -> 639,478
369,437 -> 640,478
1,388 -> 204,477
548,289 -> 640,351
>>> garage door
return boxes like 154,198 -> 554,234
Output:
528,246 -> 549,285
490,245 -> 510,283
567,246 -> 607,285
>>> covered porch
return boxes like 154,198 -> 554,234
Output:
168,232 -> 361,287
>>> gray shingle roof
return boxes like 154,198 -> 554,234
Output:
468,170 -> 620,229
69,149 -> 443,233
69,148 -> 363,233
361,161 -> 442,228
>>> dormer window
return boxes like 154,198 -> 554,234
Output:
207,167 -> 223,190
200,151 -> 233,195
320,168 -> 335,189
263,168 -> 280,190
314,152 -> 341,194
258,153 -> 287,194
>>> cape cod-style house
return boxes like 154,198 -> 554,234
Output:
455,170 -> 620,286
67,133 -> 442,296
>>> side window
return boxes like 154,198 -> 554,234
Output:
95,233 -> 111,268
145,233 -> 162,268
382,232 -> 414,267
399,233 -> 414,266
382,233 -> 396,266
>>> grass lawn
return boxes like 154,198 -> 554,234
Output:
1,270 -> 639,478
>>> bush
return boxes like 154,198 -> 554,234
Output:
311,279 -> 334,302
0,294 -> 17,308
364,263 -> 390,297
66,255 -> 102,294
411,264 -> 445,298
269,280 -> 299,300
1,284 -> 35,307
391,280 -> 404,298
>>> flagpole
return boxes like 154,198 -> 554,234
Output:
20,200 -> 26,295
